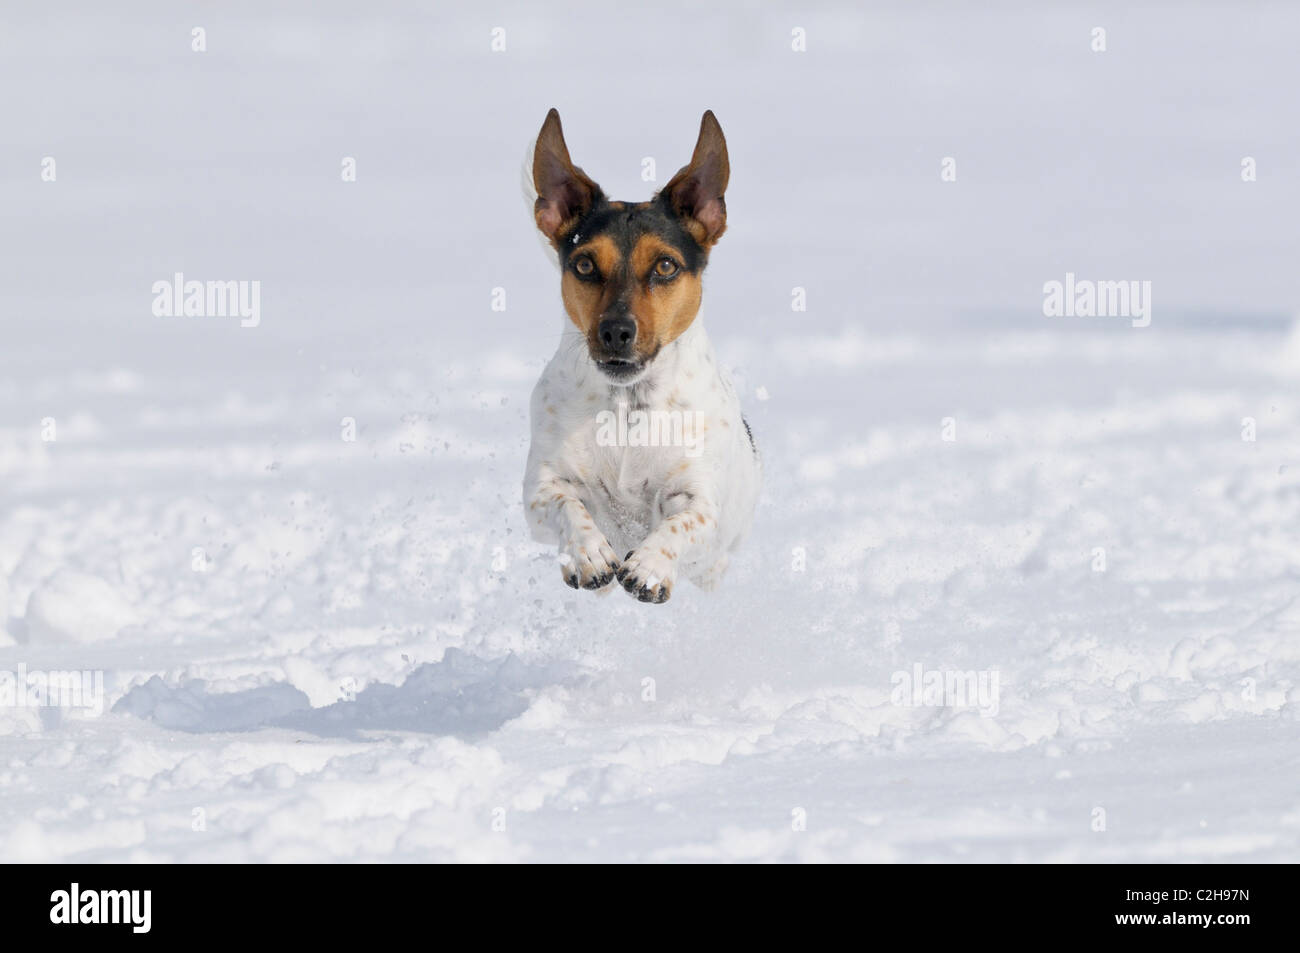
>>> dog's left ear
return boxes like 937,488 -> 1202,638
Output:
533,108 -> 599,245
664,110 -> 730,246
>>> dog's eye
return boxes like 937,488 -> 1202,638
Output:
654,257 -> 679,279
573,256 -> 595,277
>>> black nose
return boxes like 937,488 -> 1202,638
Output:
598,315 -> 637,356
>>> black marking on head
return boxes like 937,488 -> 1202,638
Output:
742,416 -> 757,456
559,195 -> 708,273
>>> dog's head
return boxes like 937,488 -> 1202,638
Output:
531,109 -> 729,385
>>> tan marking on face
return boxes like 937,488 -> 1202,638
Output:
561,230 -> 702,363
590,235 -> 625,275
561,234 -> 621,336
628,235 -> 701,352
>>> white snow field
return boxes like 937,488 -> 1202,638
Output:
3,2 -> 1300,862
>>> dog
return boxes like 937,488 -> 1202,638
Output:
522,108 -> 761,603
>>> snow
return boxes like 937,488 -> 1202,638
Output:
2,1 -> 1299,862
26,570 -> 140,644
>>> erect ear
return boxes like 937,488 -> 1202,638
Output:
532,108 -> 599,245
663,110 -> 730,246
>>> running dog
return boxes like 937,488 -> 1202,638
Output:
523,109 -> 760,603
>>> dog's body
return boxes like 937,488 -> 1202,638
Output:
522,109 -> 760,603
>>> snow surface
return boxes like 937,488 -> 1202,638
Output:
2,1 -> 1299,862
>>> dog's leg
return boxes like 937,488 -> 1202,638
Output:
527,472 -> 620,590
617,488 -> 718,603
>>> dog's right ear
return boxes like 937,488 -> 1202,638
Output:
532,109 -> 598,245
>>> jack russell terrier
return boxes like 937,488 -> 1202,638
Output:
523,109 -> 761,603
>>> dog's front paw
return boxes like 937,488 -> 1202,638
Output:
616,547 -> 676,604
559,535 -> 621,591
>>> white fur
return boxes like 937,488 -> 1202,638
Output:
523,312 -> 761,602
520,146 -> 561,271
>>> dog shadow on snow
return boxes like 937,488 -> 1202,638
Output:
113,648 -> 575,740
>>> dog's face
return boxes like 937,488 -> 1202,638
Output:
532,109 -> 729,384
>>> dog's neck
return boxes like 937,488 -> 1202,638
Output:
565,312 -> 711,408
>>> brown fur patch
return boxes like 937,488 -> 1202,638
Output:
561,235 -> 621,335
634,241 -> 701,351
561,234 -> 703,360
